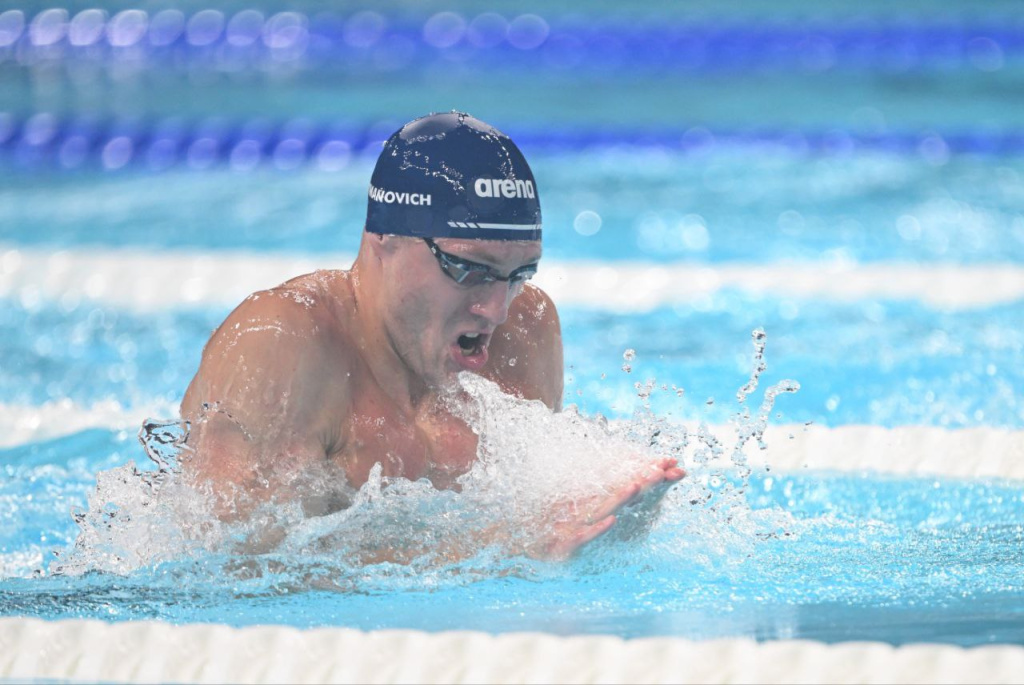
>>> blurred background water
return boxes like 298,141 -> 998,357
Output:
2,0 -> 1022,426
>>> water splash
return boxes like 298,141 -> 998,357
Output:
138,417 -> 190,485
51,329 -> 799,583
48,417 -> 219,576
730,329 -> 800,473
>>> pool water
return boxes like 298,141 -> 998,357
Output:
4,151 -> 1024,264
1,417 -> 1023,647
1,151 -> 1022,647
2,0 -> 1024,650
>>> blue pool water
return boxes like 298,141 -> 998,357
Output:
0,150 -> 1021,645
2,0 -> 1023,650
2,423 -> 1023,646
4,151 -> 1024,264
0,287 -> 1020,427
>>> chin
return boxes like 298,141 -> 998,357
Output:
423,360 -> 457,390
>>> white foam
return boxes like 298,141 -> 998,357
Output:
2,244 -> 1022,311
2,400 -> 1021,479
2,617 -> 1022,684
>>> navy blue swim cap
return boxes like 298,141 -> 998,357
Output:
365,112 -> 541,241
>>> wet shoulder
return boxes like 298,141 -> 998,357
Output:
508,283 -> 559,333
210,272 -> 342,352
485,283 -> 564,409
192,272 -> 353,389
183,270 -> 354,421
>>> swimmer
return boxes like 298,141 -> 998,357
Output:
180,112 -> 685,560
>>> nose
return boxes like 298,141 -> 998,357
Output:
469,281 -> 513,326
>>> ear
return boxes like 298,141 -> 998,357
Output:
365,231 -> 396,257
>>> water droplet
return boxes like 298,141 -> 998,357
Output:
634,379 -> 655,399
508,357 -> 517,367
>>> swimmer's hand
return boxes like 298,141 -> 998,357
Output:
525,458 -> 685,562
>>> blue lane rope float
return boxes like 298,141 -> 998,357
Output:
0,8 -> 1022,72
2,112 -> 1024,171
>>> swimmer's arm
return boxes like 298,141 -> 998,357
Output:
180,294 -> 345,519
424,457 -> 685,563
487,284 -> 564,411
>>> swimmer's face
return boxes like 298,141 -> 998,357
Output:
376,236 -> 542,387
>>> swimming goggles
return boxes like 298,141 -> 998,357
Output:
423,238 -> 538,287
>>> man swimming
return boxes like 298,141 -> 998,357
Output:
180,112 -> 684,560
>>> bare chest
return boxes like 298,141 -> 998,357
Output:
334,391 -> 479,491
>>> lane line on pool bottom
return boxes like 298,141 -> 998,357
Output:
3,400 -> 1021,480
2,616 -> 1023,685
2,244 -> 1023,312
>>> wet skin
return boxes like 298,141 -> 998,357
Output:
180,232 -> 684,560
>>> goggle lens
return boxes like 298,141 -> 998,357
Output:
425,239 -> 538,288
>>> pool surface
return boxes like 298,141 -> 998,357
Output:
1,0 -> 1023,666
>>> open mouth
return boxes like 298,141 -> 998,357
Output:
460,333 -> 483,356
457,332 -> 486,356
451,331 -> 491,371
